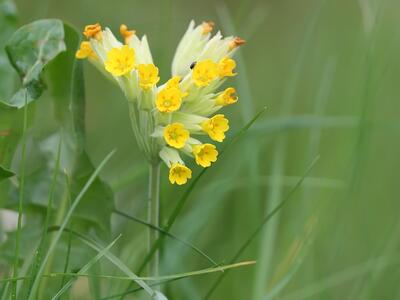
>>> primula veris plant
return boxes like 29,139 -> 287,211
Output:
76,21 -> 245,185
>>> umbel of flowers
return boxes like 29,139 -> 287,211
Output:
76,21 -> 245,185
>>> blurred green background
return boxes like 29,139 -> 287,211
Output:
2,0 -> 400,299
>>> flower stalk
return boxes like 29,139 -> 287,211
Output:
148,162 -> 161,279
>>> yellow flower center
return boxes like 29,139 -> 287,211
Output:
163,123 -> 190,149
104,45 -> 135,77
138,64 -> 160,90
192,144 -> 218,167
83,23 -> 102,40
218,57 -> 237,77
156,83 -> 186,112
120,24 -> 136,44
201,114 -> 229,142
202,21 -> 215,35
169,163 -> 192,185
216,87 -> 238,106
75,41 -> 98,60
192,59 -> 219,87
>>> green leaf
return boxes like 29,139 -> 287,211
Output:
0,165 -> 14,181
3,19 -> 66,108
0,0 -> 18,101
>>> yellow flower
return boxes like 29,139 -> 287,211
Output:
120,24 -> 136,44
202,21 -> 215,35
169,163 -> 192,185
192,144 -> 218,167
83,23 -> 102,40
202,114 -> 229,142
156,87 -> 184,112
138,64 -> 160,90
163,123 -> 189,149
75,41 -> 98,60
166,76 -> 182,88
104,45 -> 135,76
229,37 -> 246,51
192,59 -> 219,87
218,57 -> 236,77
216,87 -> 238,106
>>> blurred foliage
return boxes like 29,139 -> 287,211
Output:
0,0 -> 400,299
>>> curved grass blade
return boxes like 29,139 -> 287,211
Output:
47,226 -> 155,297
26,150 -> 116,300
25,137 -> 62,296
203,155 -> 320,300
113,209 -> 218,267
136,107 -> 267,276
51,235 -> 122,299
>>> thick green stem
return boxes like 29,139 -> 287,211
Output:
148,163 -> 161,280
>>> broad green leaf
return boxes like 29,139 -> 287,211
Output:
3,19 -> 66,108
0,0 -> 17,101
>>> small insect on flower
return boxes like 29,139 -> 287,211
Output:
169,163 -> 192,185
78,20 -> 245,184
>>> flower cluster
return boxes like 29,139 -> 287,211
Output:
76,21 -> 244,185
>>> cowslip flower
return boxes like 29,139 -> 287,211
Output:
77,21 -> 244,185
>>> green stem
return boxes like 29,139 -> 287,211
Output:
11,98 -> 29,300
148,163 -> 161,280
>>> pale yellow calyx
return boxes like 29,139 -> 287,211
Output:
120,24 -> 136,44
201,114 -> 229,142
216,87 -> 238,106
83,23 -> 102,40
192,59 -> 219,87
75,41 -> 98,60
163,123 -> 189,149
169,163 -> 192,185
229,37 -> 246,50
104,45 -> 135,76
138,64 -> 160,90
218,57 -> 237,77
202,21 -> 215,35
156,87 -> 184,112
192,143 -> 218,167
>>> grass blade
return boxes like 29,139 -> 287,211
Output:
25,137 -> 62,296
51,235 -> 122,299
113,209 -> 218,267
11,95 -> 29,300
136,107 -> 267,275
26,150 -> 116,300
47,226 -> 155,297
203,156 -> 320,299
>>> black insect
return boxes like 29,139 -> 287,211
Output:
190,61 -> 197,69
